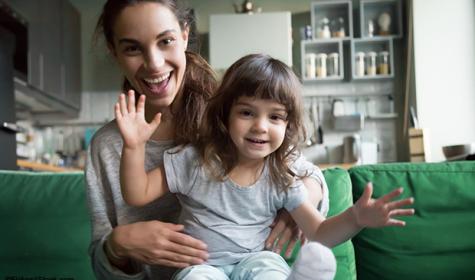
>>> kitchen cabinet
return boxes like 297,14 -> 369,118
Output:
300,0 -> 401,82
3,0 -> 81,117
209,12 -> 292,70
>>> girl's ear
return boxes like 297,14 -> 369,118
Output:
182,23 -> 190,50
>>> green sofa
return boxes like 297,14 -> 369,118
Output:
1,161 -> 474,279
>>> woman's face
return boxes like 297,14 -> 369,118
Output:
111,2 -> 188,111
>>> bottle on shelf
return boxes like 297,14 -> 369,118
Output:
355,52 -> 365,77
316,53 -> 328,78
366,51 -> 377,76
317,17 -> 331,39
367,19 -> 375,37
305,53 -> 317,79
328,52 -> 339,77
378,51 -> 390,75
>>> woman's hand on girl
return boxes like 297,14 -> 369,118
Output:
265,209 -> 303,258
352,182 -> 415,228
110,220 -> 209,268
115,90 -> 162,149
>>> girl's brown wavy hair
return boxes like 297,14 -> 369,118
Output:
197,54 -> 306,190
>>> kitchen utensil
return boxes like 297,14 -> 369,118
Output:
343,134 -> 361,163
332,99 -> 345,117
442,144 -> 474,161
309,99 -> 323,145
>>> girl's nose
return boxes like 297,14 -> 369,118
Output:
252,118 -> 268,133
144,49 -> 164,71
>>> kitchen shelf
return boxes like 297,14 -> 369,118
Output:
360,0 -> 403,38
311,0 -> 353,40
301,39 -> 344,81
367,113 -> 398,119
351,37 -> 394,79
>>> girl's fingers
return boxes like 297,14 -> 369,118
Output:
386,197 -> 414,210
127,90 -> 136,113
119,93 -> 128,114
114,103 -> 122,119
379,187 -> 404,203
150,113 -> 162,129
361,182 -> 374,202
137,95 -> 146,114
389,208 -> 415,217
386,218 -> 406,227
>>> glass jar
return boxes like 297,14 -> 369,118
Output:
317,17 -> 331,39
378,51 -> 390,75
355,52 -> 365,77
305,53 -> 317,79
316,53 -> 327,78
328,52 -> 339,77
366,51 -> 377,76
331,17 -> 345,38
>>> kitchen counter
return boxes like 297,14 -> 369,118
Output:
17,159 -> 83,172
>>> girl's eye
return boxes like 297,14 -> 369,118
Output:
270,114 -> 287,121
239,110 -> 253,117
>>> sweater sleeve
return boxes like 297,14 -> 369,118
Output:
85,129 -> 146,279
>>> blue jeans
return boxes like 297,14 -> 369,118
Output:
173,251 -> 291,280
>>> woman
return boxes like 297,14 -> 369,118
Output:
86,1 -> 328,279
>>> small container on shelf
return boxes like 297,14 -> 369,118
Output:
328,52 -> 339,77
316,17 -> 331,39
331,17 -> 346,38
378,51 -> 390,75
305,53 -> 317,79
355,52 -> 365,77
366,51 -> 377,76
316,53 -> 328,78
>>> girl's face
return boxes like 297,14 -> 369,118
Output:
228,97 -> 289,163
111,2 -> 188,111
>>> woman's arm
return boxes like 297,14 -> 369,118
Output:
290,182 -> 415,248
115,91 -> 169,206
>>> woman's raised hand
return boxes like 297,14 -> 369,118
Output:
115,90 -> 162,149
352,182 -> 415,228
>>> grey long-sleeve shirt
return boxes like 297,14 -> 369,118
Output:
85,121 -> 329,280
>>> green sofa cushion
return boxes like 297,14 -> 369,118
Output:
0,171 -> 95,279
349,161 -> 475,280
283,168 -> 356,280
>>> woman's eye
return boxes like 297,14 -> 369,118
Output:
123,45 -> 140,54
161,38 -> 175,46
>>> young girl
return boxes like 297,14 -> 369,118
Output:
116,54 -> 414,280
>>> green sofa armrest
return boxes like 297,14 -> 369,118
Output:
0,171 -> 95,279
283,167 -> 357,280
349,161 -> 475,280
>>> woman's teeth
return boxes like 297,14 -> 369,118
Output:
143,73 -> 170,84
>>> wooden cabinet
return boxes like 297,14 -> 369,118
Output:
3,0 -> 81,116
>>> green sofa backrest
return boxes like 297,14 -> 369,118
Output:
349,161 -> 475,280
0,171 -> 95,279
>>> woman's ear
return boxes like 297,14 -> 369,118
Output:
182,23 -> 190,50
107,43 -> 117,57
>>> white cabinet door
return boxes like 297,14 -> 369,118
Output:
209,12 -> 292,70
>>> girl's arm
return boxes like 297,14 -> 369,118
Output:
290,182 -> 415,248
115,91 -> 168,207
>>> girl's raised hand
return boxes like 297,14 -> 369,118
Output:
352,182 -> 415,228
115,90 -> 162,149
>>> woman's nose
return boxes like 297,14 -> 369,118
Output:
144,50 -> 164,71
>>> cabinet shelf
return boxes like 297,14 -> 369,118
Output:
301,40 -> 344,81
367,113 -> 398,119
360,0 -> 403,38
351,37 -> 394,79
311,0 -> 353,40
